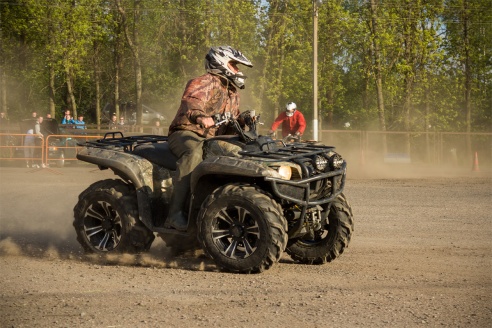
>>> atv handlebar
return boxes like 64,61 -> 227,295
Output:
283,133 -> 301,143
214,112 -> 232,127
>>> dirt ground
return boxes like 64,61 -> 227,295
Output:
0,164 -> 491,327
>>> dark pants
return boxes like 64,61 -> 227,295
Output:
167,130 -> 205,215
34,138 -> 43,165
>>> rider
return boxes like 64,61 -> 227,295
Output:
165,46 -> 253,231
268,102 -> 306,139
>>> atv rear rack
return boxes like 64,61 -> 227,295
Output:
79,132 -> 168,152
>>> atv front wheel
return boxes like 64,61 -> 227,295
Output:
197,184 -> 287,273
73,179 -> 154,253
286,193 -> 353,264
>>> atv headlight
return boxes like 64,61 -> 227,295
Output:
329,153 -> 344,170
314,155 -> 328,171
277,165 -> 292,180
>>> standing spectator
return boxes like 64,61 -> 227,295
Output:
117,116 -> 129,132
33,117 -> 44,168
63,109 -> 70,118
75,114 -> 86,129
62,109 -> 71,123
31,111 -> 37,118
24,127 -> 35,168
108,114 -> 118,130
46,113 -> 52,119
151,120 -> 164,135
41,114 -> 57,135
268,102 -> 306,138
62,114 -> 76,127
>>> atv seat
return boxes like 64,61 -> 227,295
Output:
132,142 -> 178,170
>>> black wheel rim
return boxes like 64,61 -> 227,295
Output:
83,200 -> 122,251
212,206 -> 260,259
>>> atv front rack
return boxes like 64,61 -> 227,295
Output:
239,143 -> 337,162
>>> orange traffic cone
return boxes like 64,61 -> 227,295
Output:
472,151 -> 480,172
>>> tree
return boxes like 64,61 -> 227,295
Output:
368,0 -> 388,153
443,0 -> 492,156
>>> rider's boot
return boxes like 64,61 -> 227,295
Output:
165,211 -> 187,232
164,182 -> 189,231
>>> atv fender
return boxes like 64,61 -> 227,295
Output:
77,147 -> 155,230
78,147 -> 154,190
190,156 -> 283,192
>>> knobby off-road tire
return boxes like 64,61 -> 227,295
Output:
73,179 -> 155,254
197,184 -> 288,273
286,193 -> 354,264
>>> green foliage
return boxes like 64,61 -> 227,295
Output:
0,0 -> 489,130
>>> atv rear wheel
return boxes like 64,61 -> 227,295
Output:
286,193 -> 353,264
73,179 -> 154,254
197,184 -> 287,273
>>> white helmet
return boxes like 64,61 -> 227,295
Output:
205,46 -> 253,89
285,102 -> 297,117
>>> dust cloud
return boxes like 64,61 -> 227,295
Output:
0,166 -> 215,271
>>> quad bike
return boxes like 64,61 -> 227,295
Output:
73,110 -> 354,273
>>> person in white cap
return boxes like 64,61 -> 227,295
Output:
269,102 -> 306,138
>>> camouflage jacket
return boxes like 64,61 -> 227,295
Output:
168,73 -> 240,138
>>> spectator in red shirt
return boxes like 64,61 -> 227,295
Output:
268,102 -> 306,138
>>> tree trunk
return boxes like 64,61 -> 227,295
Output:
133,0 -> 142,128
463,0 -> 472,161
258,0 -> 280,120
49,65 -> 56,118
113,8 -> 123,127
402,0 -> 418,156
369,0 -> 387,154
425,87 -> 431,163
275,46 -> 285,122
65,65 -> 77,118
93,40 -> 101,129
47,6 -> 56,119
403,76 -> 413,155
116,0 -> 143,130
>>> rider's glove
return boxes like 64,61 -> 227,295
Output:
268,129 -> 274,135
295,131 -> 301,137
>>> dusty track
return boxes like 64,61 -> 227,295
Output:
0,165 -> 491,327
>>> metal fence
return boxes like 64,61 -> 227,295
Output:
0,133 -> 101,167
1,126 -> 490,170
319,130 -> 492,169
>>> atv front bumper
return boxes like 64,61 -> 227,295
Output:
265,162 -> 346,207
